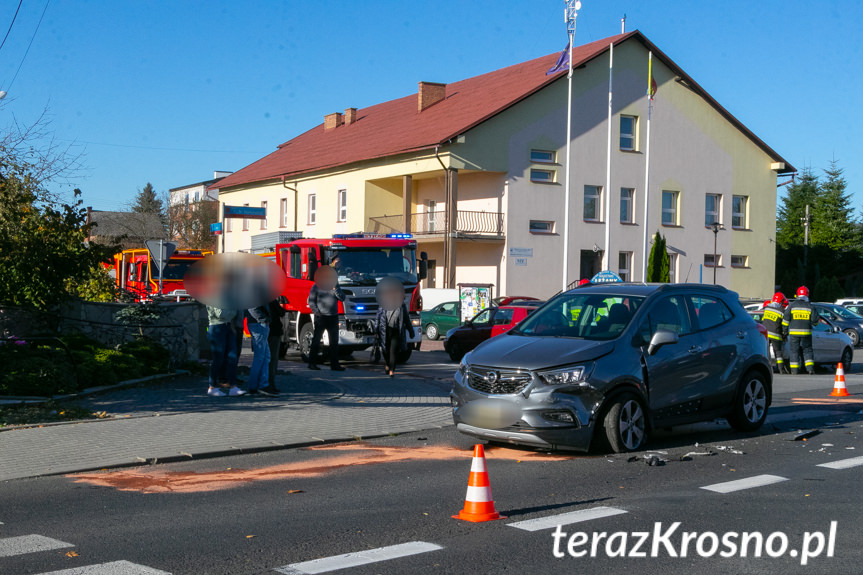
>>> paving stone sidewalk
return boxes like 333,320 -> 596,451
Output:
0,364 -> 453,482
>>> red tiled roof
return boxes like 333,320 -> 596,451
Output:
215,33 -> 634,190
215,30 -> 792,191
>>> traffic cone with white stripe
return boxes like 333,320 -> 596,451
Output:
453,444 -> 504,522
831,363 -> 850,397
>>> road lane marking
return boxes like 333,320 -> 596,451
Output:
700,474 -> 788,494
0,534 -> 74,557
507,506 -> 628,532
36,561 -> 171,574
817,456 -> 863,469
274,541 -> 442,574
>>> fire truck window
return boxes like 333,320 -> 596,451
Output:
129,264 -> 138,281
290,252 -> 302,278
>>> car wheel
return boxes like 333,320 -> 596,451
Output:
299,323 -> 316,363
425,324 -> 439,340
841,347 -> 853,370
603,394 -> 648,453
728,371 -> 769,432
843,329 -> 859,347
448,341 -> 464,362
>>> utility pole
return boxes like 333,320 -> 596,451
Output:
802,203 -> 810,272
561,0 -> 581,291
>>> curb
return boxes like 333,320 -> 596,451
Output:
0,371 -> 190,406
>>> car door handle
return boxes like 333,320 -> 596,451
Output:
736,330 -> 745,339
688,345 -> 703,354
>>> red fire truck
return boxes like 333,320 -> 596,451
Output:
274,233 -> 427,363
110,248 -> 213,302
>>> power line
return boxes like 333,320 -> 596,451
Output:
5,0 -> 49,92
0,0 -> 24,54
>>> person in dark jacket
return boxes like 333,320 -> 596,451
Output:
307,266 -> 345,371
782,286 -> 819,375
245,304 -> 271,393
374,277 -> 415,377
265,299 -> 286,395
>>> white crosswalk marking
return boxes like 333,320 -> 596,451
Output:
35,561 -> 171,575
700,474 -> 788,494
817,455 -> 863,470
275,541 -> 443,574
0,534 -> 74,558
508,506 -> 628,532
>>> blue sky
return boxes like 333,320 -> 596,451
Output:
0,0 -> 859,211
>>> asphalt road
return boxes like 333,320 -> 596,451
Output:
2,352 -> 863,575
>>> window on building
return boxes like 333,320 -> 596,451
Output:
668,252 -> 677,283
584,185 -> 602,222
704,254 -> 721,268
620,188 -> 635,223
530,169 -> 555,184
529,220 -> 554,234
705,193 -> 721,226
308,194 -> 317,225
427,200 -> 437,232
731,255 -> 748,268
618,251 -> 632,282
530,149 -> 556,164
337,190 -> 347,222
242,203 -> 249,231
260,201 -> 268,230
184,193 -> 189,207
194,191 -> 200,203
732,195 -> 748,229
279,198 -> 288,228
661,190 -> 679,226
620,115 -> 637,151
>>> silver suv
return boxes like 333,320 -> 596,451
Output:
451,283 -> 772,453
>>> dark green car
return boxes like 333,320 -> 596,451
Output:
421,301 -> 461,340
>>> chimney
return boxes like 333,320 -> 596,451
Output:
418,82 -> 446,112
324,112 -> 343,130
344,107 -> 357,125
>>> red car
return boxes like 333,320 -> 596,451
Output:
490,305 -> 542,338
444,302 -> 543,361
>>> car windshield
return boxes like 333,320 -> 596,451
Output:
328,247 -> 417,286
160,259 -> 198,280
512,293 -> 645,340
829,305 -> 863,319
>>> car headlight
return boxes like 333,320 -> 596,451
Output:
411,318 -> 421,327
458,352 -> 472,375
537,364 -> 592,386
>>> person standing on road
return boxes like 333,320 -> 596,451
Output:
307,266 -> 345,371
782,286 -> 819,375
762,292 -> 789,374
374,277 -> 415,377
206,306 -> 246,397
264,298 -> 286,396
245,305 -> 271,394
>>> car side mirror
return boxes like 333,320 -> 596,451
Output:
648,329 -> 679,356
278,295 -> 288,304
834,326 -> 841,333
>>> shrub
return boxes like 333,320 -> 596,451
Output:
117,338 -> 169,375
0,343 -> 77,396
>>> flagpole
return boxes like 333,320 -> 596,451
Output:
641,51 -> 653,281
561,0 -> 580,292
603,42 -> 613,271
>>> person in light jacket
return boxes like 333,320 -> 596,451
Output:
374,277 -> 415,377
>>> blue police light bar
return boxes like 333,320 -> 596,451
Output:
356,305 -> 366,311
387,233 -> 413,239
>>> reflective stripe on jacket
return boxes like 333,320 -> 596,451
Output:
761,304 -> 784,339
782,299 -> 818,337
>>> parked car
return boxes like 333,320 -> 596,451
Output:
421,301 -> 461,340
493,296 -> 539,306
444,301 -> 543,361
750,310 -> 853,369
835,299 -> 863,319
813,303 -> 863,347
451,283 -> 772,453
490,303 -> 545,338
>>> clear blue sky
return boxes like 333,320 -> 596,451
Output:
1,0 -> 859,211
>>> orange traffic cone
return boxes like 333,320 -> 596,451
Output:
453,444 -> 505,522
831,363 -> 850,397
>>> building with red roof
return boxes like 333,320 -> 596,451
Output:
214,30 -> 791,299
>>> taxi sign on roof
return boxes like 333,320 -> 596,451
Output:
591,270 -> 623,284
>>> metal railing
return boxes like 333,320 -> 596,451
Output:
367,210 -> 504,237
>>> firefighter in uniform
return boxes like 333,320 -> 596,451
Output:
761,292 -> 788,374
782,286 -> 819,375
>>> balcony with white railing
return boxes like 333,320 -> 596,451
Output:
366,210 -> 504,240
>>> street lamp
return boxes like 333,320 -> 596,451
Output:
707,222 -> 724,285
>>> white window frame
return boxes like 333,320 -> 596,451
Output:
194,191 -> 200,203
732,195 -> 748,229
242,203 -> 249,231
530,168 -> 555,184
308,194 -> 317,225
662,190 -> 679,226
427,200 -> 437,233
618,251 -> 632,282
668,252 -> 677,283
620,115 -> 637,151
260,201 -> 268,230
530,149 -> 556,164
704,254 -> 722,268
620,187 -> 635,223
337,189 -> 347,222
279,198 -> 288,228
705,193 -> 721,227
731,254 -> 748,268
584,185 -> 603,222
529,220 -> 555,234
